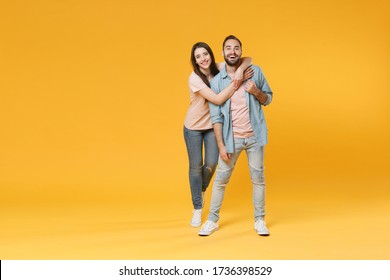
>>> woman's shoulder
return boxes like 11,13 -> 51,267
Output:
189,71 -> 204,84
189,71 -> 198,79
188,71 -> 208,92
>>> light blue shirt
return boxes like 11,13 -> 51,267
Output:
209,65 -> 273,153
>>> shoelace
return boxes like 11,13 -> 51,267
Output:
255,221 -> 266,229
193,210 -> 201,217
203,221 -> 215,230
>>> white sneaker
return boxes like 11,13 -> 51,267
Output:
190,209 -> 202,227
254,220 -> 270,236
199,220 -> 219,236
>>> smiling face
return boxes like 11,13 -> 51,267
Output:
194,47 -> 212,72
223,39 -> 242,67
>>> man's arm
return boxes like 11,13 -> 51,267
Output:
244,80 -> 269,104
245,66 -> 273,106
209,80 -> 224,124
213,123 -> 231,163
209,77 -> 231,163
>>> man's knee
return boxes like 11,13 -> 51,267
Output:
215,170 -> 231,185
249,168 -> 265,184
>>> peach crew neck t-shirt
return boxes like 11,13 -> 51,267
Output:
230,82 -> 254,138
184,72 -> 213,130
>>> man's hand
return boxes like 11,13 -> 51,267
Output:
244,80 -> 268,104
244,80 -> 258,95
219,144 -> 231,164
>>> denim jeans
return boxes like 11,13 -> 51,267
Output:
183,126 -> 219,209
208,135 -> 266,222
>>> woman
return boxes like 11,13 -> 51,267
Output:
184,42 -> 253,227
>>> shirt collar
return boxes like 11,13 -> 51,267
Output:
219,65 -> 229,79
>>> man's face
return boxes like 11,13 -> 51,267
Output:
223,39 -> 242,67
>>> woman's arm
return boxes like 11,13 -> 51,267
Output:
196,82 -> 236,105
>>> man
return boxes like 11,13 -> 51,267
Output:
199,35 -> 273,236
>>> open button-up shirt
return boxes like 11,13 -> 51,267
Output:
209,64 -> 273,153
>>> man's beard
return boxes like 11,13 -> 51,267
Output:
224,56 -> 241,67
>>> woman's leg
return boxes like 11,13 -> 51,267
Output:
183,126 -> 204,210
202,128 -> 219,192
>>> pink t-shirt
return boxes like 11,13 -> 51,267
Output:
230,82 -> 254,138
184,72 -> 212,130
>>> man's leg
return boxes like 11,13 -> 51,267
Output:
199,139 -> 246,236
246,137 -> 269,235
246,139 -> 266,220
207,148 -> 242,222
198,148 -> 241,236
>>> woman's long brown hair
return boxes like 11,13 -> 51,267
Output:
190,42 -> 219,87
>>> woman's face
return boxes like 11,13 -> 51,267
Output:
194,47 -> 212,71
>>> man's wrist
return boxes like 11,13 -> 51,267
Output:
217,141 -> 225,147
217,142 -> 225,149
256,89 -> 267,104
262,93 -> 268,104
255,88 -> 262,99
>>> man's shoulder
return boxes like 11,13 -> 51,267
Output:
212,71 -> 223,80
250,64 -> 265,81
210,73 -> 223,87
250,64 -> 262,71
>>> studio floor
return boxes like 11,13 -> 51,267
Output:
1,176 -> 389,260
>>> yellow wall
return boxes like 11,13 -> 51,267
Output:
1,0 -> 389,204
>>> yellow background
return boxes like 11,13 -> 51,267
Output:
1,0 -> 389,259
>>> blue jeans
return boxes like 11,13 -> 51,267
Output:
183,126 -> 219,209
208,135 -> 266,222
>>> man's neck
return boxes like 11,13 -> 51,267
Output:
225,60 -> 241,76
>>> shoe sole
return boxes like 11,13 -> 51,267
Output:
199,227 -> 219,236
257,232 -> 270,236
190,221 -> 202,227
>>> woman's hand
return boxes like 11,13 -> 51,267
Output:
232,68 -> 244,90
243,67 -> 254,81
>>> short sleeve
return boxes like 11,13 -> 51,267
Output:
189,72 -> 208,93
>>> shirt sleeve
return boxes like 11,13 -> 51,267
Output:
209,78 -> 223,124
256,66 -> 273,106
189,72 -> 208,93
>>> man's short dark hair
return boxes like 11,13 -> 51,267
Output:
222,35 -> 242,49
